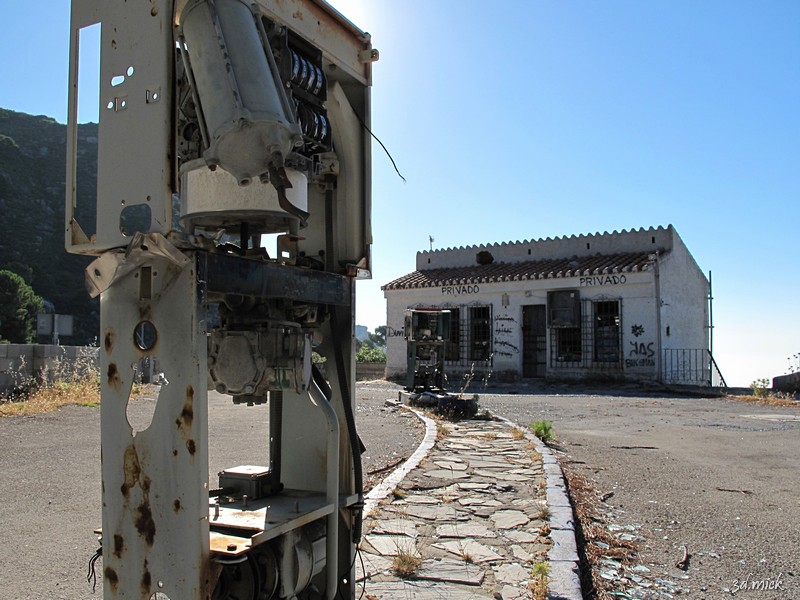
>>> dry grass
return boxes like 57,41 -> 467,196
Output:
511,427 -> 526,440
561,467 -> 638,599
0,378 -> 100,417
391,549 -> 421,578
727,393 -> 798,408
391,487 -> 407,500
0,351 -> 148,418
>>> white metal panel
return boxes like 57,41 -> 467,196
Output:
100,254 -> 210,599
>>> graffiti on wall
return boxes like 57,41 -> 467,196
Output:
625,324 -> 654,367
493,312 -> 519,359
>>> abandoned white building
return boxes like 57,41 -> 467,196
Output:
382,225 -> 717,385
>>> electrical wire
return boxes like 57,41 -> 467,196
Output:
86,547 -> 102,593
355,114 -> 406,183
336,542 -> 361,600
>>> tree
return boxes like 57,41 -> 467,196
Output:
0,269 -> 45,343
368,325 -> 387,349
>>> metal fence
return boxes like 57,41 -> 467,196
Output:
662,348 -> 725,386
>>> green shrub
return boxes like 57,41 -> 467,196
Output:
751,378 -> 770,397
530,420 -> 553,442
356,345 -> 386,363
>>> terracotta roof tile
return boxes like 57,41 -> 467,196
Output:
382,252 -> 654,291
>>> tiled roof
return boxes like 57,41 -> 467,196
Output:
382,252 -> 655,291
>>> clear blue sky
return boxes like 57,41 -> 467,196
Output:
1,1 -> 798,386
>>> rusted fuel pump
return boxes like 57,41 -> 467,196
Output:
65,1 -> 376,598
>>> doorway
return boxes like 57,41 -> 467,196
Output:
522,304 -> 546,378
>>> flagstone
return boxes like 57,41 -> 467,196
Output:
372,518 -> 418,538
494,562 -> 531,585
491,510 -> 529,529
436,522 -> 497,538
363,534 -> 417,557
433,539 -> 503,563
416,558 -> 485,585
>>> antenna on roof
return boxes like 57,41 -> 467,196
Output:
429,235 -> 434,251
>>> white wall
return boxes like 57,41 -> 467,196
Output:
385,272 -> 661,382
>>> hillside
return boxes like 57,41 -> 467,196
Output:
0,108 -> 99,343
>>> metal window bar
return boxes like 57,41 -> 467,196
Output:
549,299 -> 623,373
443,304 -> 492,371
592,300 -> 622,371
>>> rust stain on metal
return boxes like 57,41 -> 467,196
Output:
104,567 -> 119,593
113,534 -> 125,559
107,362 -> 121,390
104,329 -> 115,353
176,385 -> 194,430
135,501 -> 157,546
186,439 -> 196,455
141,559 -> 152,595
121,445 -> 141,498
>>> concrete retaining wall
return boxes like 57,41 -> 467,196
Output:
356,361 -> 385,381
0,345 -> 98,394
773,372 -> 800,394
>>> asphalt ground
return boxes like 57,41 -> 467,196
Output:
3,382 -> 798,599
0,387 -> 422,600
474,385 -> 800,598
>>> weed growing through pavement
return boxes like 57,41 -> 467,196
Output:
391,548 -> 421,578
391,488 -> 407,500
528,561 -> 550,600
530,420 -> 554,443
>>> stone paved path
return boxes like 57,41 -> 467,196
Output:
357,418 -> 551,599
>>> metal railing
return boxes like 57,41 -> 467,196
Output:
662,348 -> 727,387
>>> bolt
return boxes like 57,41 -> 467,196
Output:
227,544 -> 237,551
214,503 -> 220,519
242,494 -> 248,508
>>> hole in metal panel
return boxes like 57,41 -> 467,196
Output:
111,74 -> 126,87
120,203 -> 152,237
139,266 -> 153,300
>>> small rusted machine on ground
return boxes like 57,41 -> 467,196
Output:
404,308 -> 451,393
65,1 -> 376,598
403,308 -> 479,417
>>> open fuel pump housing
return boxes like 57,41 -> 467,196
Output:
65,1 -> 376,598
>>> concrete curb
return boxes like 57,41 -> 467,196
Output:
494,415 -> 583,600
363,404 -> 437,517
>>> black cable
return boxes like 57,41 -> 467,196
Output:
354,114 -> 406,183
87,547 -> 102,593
329,307 -> 365,544
336,542 -> 361,600
357,545 -> 367,600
